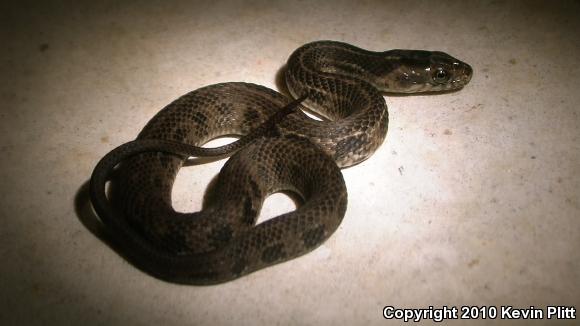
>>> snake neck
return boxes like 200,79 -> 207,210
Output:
285,41 -> 405,93
285,41 -> 386,121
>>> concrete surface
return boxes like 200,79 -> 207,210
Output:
1,0 -> 579,325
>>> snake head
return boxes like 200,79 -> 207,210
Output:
383,50 -> 473,93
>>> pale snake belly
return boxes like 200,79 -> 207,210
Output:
90,40 -> 472,284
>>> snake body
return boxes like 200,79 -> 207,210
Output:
90,41 -> 472,284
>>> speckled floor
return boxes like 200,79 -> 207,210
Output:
1,1 -> 579,325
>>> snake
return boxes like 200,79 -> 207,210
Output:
89,40 -> 472,284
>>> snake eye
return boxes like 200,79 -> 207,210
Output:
433,68 -> 449,83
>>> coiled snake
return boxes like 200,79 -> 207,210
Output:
90,41 -> 472,284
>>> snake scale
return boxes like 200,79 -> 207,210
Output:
90,40 -> 472,284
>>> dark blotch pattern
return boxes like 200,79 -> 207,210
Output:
244,108 -> 260,122
334,135 -> 366,161
243,197 -> 257,225
192,112 -> 208,124
231,258 -> 247,276
261,244 -> 287,263
208,225 -> 233,247
216,102 -> 233,115
302,225 -> 326,249
173,128 -> 188,142
249,179 -> 261,199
